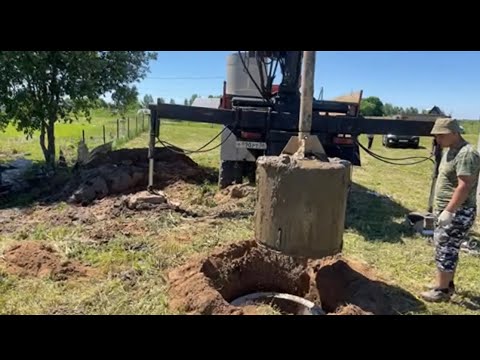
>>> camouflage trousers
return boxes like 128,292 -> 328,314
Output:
434,207 -> 476,272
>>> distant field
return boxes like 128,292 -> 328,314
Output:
0,109 -> 144,164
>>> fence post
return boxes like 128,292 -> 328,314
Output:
103,125 -> 106,144
136,117 -> 138,135
117,119 -> 120,139
82,130 -> 85,143
477,126 -> 480,216
127,117 -> 130,138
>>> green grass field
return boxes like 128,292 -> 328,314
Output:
0,119 -> 479,314
0,108 -> 144,164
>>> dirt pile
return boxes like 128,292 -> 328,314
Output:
1,242 -> 93,281
57,148 -> 213,205
168,240 -> 423,315
214,184 -> 255,203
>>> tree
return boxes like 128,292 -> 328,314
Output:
189,94 -> 198,106
95,98 -> 109,109
383,103 -> 395,116
169,98 -> 176,105
360,96 -> 384,116
112,86 -> 139,118
406,107 -> 419,115
142,94 -> 154,108
0,51 -> 157,167
184,98 -> 189,106
158,97 -> 165,104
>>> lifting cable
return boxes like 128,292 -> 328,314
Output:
355,139 -> 435,166
155,122 -> 236,155
156,130 -> 435,165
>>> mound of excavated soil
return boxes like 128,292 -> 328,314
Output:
214,184 -> 255,203
57,148 -> 215,205
168,240 -> 310,315
1,242 -> 93,281
168,240 -> 424,315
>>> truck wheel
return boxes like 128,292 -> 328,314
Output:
218,161 -> 243,189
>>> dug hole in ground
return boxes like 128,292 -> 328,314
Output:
168,155 -> 418,315
0,147 -> 421,315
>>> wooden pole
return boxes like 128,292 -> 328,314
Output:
282,51 -> 327,160
477,128 -> 480,216
428,138 -> 442,213
298,51 -> 316,138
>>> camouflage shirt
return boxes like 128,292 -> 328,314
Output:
434,140 -> 480,212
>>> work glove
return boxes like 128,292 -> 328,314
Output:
437,210 -> 454,227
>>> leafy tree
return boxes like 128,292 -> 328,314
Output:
0,51 -> 157,167
360,96 -> 384,116
142,94 -> 154,108
112,86 -> 140,118
383,103 -> 395,116
189,94 -> 198,106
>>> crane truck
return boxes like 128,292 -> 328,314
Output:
147,51 -> 441,210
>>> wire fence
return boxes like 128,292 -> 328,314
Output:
0,114 -> 150,164
80,115 -> 149,148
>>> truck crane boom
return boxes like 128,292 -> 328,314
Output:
147,51 -> 442,210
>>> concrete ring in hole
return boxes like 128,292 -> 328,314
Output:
230,292 -> 325,315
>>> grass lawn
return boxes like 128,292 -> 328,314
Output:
0,119 -> 479,314
0,108 -> 144,165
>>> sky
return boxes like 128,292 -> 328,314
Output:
135,51 -> 480,120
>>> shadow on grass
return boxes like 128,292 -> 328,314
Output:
345,182 -> 414,243
453,291 -> 480,311
385,145 -> 427,150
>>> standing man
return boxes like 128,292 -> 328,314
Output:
421,118 -> 480,302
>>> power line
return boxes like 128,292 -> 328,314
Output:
144,76 -> 224,80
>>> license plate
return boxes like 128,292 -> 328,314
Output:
236,141 -> 267,150
399,140 -> 408,143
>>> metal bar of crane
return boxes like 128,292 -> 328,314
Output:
153,103 -> 436,136
314,116 -> 435,136
147,106 -> 157,191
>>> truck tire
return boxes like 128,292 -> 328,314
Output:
218,161 -> 243,189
